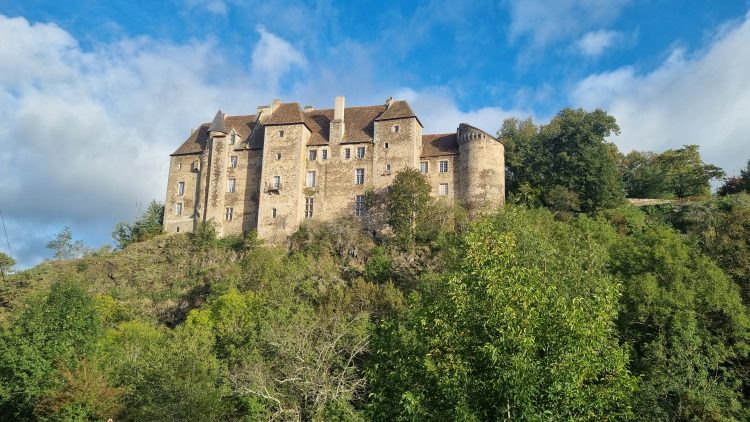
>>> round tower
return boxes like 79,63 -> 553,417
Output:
457,123 -> 505,215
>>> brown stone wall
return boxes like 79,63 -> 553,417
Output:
458,129 -> 505,214
421,154 -> 460,202
257,123 -> 310,241
163,154 -> 202,234
372,117 -> 421,190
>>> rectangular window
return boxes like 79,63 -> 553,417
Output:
385,164 -> 391,174
307,171 -> 316,187
439,183 -> 449,196
355,195 -> 366,217
322,149 -> 328,160
228,178 -> 236,193
392,125 -> 400,133
279,130 -> 285,137
272,208 -> 277,218
305,197 -> 314,219
356,147 -> 365,159
439,160 -> 449,173
344,148 -> 351,159
177,181 -> 185,195
420,161 -> 429,174
230,156 -> 237,168
225,207 -> 233,221
229,133 -> 236,145
272,176 -> 281,189
308,150 -> 317,161
175,202 -> 183,216
355,168 -> 365,185
177,162 -> 182,170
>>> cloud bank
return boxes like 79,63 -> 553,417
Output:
571,12 -> 750,174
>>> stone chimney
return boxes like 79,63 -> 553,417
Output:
303,105 -> 315,112
330,96 -> 345,143
257,99 -> 283,123
385,96 -> 394,108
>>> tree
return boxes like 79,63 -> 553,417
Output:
654,145 -> 725,198
622,151 -> 669,198
605,208 -> 750,420
718,159 -> 750,196
385,169 -> 432,246
0,279 -> 102,420
501,108 -> 625,213
0,252 -> 14,279
112,201 -> 164,248
367,207 -> 635,420
46,226 -> 88,260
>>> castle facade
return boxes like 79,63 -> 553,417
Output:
163,96 -> 505,241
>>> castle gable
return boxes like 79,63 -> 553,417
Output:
375,100 -> 422,127
265,102 -> 306,126
170,114 -> 259,156
304,105 -> 387,145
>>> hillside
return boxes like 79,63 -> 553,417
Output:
1,195 -> 750,421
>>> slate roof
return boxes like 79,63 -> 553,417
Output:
265,102 -> 306,126
171,100 -> 431,156
421,133 -> 460,157
375,100 -> 423,127
207,110 -> 227,134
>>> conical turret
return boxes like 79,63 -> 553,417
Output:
208,110 -> 227,137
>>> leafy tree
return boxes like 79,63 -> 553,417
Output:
501,108 -> 625,213
0,252 -> 14,279
622,151 -> 669,198
46,226 -> 88,260
654,145 -> 725,197
718,159 -> 750,196
605,208 -> 750,420
386,168 -> 432,246
0,279 -> 102,420
112,200 -> 164,248
367,207 -> 635,420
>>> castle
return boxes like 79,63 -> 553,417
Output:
163,96 -> 505,241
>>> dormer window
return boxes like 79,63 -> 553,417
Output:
229,133 -> 236,145
392,125 -> 400,133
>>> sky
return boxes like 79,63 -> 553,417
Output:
1,0 -> 749,269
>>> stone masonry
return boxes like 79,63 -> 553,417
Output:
163,96 -> 505,240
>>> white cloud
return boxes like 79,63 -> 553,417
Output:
0,15 -> 281,268
251,26 -> 307,92
575,30 -> 621,57
394,87 -> 531,136
507,0 -> 630,47
571,11 -> 750,174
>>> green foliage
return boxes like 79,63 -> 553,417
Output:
367,207 -> 636,420
0,252 -> 14,278
364,246 -> 392,283
501,108 -> 625,213
606,209 -> 750,420
719,159 -> 750,196
112,200 -> 164,248
46,226 -> 88,260
386,168 -> 432,246
0,279 -> 102,420
192,220 -> 218,246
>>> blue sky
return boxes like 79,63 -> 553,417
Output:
1,0 -> 749,268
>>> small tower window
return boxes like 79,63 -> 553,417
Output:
225,207 -> 234,221
355,195 -> 366,216
276,152 -> 282,160
307,171 -> 316,188
228,178 -> 236,193
392,125 -> 400,133
308,150 -> 317,161
322,149 -> 328,160
385,164 -> 391,173
420,162 -> 428,174
356,147 -> 365,159
305,197 -> 314,219
385,142 -> 389,149
177,162 -> 182,170
177,181 -> 185,196
230,156 -> 238,168
175,203 -> 183,216
344,148 -> 351,159
279,130 -> 285,137
272,208 -> 277,218
272,176 -> 281,189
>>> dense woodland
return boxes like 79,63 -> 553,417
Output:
2,108 -> 750,421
